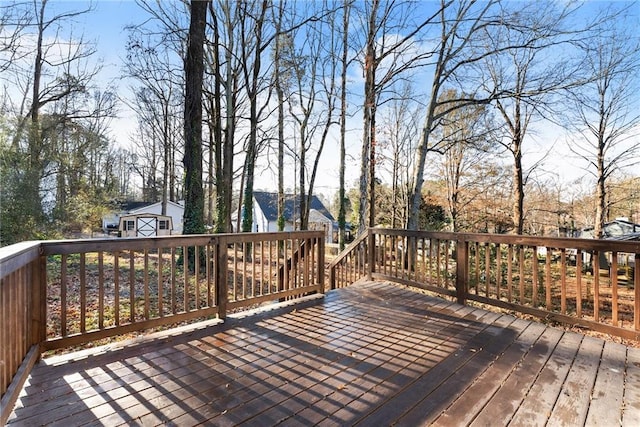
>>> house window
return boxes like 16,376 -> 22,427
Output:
125,220 -> 135,231
159,220 -> 169,230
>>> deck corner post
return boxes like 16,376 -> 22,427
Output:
455,238 -> 468,305
635,253 -> 640,331
367,228 -> 375,280
215,236 -> 228,320
318,234 -> 325,293
31,248 -> 47,349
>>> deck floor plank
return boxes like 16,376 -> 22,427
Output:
6,281 -> 640,426
466,327 -> 562,426
423,319 -> 547,426
585,340 -> 628,426
394,316 -> 532,426
546,335 -> 604,426
623,346 -> 640,426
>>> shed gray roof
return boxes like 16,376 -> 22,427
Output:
253,191 -> 335,222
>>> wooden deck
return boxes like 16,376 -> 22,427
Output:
7,281 -> 640,426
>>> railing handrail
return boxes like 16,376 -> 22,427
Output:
35,230 -> 324,255
328,229 -> 370,270
369,228 -> 640,252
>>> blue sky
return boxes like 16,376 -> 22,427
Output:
26,0 -> 640,199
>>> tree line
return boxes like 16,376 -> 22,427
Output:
1,0 -> 638,247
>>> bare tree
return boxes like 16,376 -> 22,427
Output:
435,90 -> 496,232
237,1 -> 329,233
407,0 -> 501,231
338,0 -> 351,249
284,4 -> 341,231
271,1 -> 290,232
479,2 -> 587,234
355,0 -> 442,233
0,1 -> 31,76
207,0 -> 246,233
124,29 -> 184,214
407,0 -> 588,233
377,83 -> 420,228
567,10 -> 640,238
239,0 -> 273,233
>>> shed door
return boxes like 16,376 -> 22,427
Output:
136,217 -> 157,237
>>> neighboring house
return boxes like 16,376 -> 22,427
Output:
102,201 -> 185,237
245,191 -> 338,243
576,218 -> 640,271
578,218 -> 640,239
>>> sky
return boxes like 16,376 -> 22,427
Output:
17,0 -> 640,204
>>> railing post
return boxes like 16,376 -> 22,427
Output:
455,238 -> 468,305
215,236 -> 228,320
318,236 -> 325,293
367,229 -> 375,280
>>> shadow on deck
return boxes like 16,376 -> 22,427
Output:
8,281 -> 640,426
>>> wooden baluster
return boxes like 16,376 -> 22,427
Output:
519,246 -> 525,305
634,253 -> 639,331
98,252 -> 104,329
593,250 -> 600,323
158,248 -> 164,317
507,245 -> 513,303
171,247 -> 177,314
128,250 -> 135,323
114,252 -> 120,326
80,253 -> 86,334
496,243 -> 502,301
183,246 -> 189,313
144,249 -> 149,320
485,243 -> 491,297
611,252 -> 618,326
576,250 -> 582,318
195,246 -> 200,309
532,247 -> 538,307
560,249 -> 567,314
61,254 -> 67,336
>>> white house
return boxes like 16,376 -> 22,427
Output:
245,191 -> 337,243
103,200 -> 185,237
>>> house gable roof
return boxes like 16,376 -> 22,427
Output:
128,200 -> 184,214
253,191 -> 335,223
119,201 -> 151,212
115,200 -> 184,214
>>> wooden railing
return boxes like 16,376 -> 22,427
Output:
328,231 -> 371,289
0,241 -> 46,426
328,228 -> 640,341
0,231 -> 324,424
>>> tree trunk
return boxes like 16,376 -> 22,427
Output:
162,102 -> 169,216
594,136 -> 607,239
407,101 -> 437,231
512,139 -> 524,234
182,0 -> 208,236
274,8 -> 286,232
358,0 -> 379,233
339,0 -> 350,248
